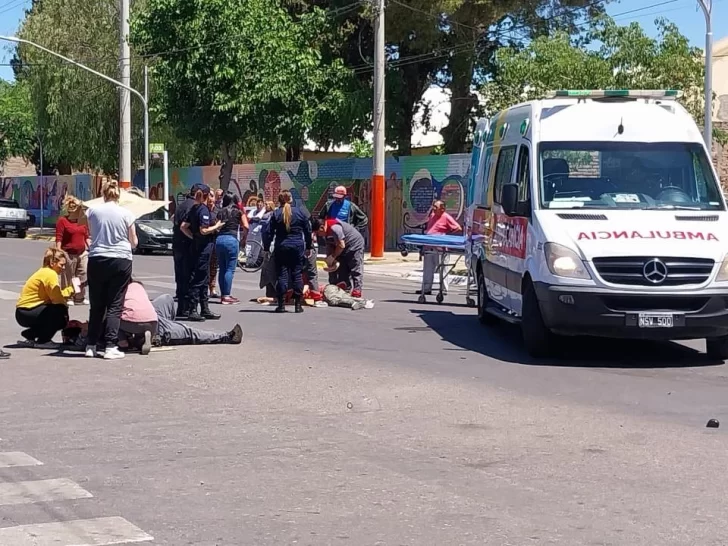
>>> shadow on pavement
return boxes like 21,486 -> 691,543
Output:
409,308 -> 722,369
382,298 -> 473,309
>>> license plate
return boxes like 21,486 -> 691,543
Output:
167,243 -> 173,250
638,313 -> 673,328
4,224 -> 14,229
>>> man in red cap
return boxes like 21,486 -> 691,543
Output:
318,185 -> 368,232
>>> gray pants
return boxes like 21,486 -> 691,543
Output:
323,284 -> 367,309
328,249 -> 363,292
152,294 -> 227,345
119,320 -> 158,346
303,250 -> 319,292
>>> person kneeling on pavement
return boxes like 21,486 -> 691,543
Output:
318,218 -> 365,298
118,281 -> 243,352
16,247 -> 81,349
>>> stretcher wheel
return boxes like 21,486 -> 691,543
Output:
417,295 -> 427,304
466,297 -> 476,308
436,293 -> 444,304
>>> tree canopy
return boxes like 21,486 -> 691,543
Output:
482,16 -> 707,125
0,80 -> 36,167
131,0 -> 354,185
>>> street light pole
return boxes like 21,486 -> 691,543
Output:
144,64 -> 150,198
698,0 -> 713,149
370,0 -> 386,258
38,133 -> 43,234
0,35 -> 150,198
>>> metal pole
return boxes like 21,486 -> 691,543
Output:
0,36 -> 149,191
163,150 -> 170,220
119,0 -> 132,188
370,0 -> 386,258
699,0 -> 713,149
39,136 -> 43,233
144,64 -> 150,198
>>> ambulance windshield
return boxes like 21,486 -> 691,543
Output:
538,142 -> 724,211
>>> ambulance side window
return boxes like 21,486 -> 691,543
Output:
516,145 -> 531,204
493,146 -> 517,204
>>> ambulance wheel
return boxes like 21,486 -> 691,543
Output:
521,281 -> 556,358
466,297 -> 476,308
417,295 -> 427,304
436,293 -> 444,304
477,273 -> 495,325
706,336 -> 728,360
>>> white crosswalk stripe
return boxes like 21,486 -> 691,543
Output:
0,478 -> 93,506
0,451 -> 43,468
0,288 -> 19,301
0,516 -> 153,545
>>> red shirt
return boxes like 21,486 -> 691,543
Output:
425,211 -> 461,235
55,217 -> 89,255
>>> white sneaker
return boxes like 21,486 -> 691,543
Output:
67,300 -> 75,306
82,298 -> 90,305
84,345 -> 98,358
103,347 -> 125,360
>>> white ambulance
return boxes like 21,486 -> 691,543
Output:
465,90 -> 728,358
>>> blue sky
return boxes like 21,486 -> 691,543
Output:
1,0 -> 727,82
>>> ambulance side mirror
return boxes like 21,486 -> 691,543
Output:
501,183 -> 519,217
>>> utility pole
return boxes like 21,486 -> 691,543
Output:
143,64 -> 150,198
698,0 -> 713,149
370,0 -> 386,258
119,0 -> 132,188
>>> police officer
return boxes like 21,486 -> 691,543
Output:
262,190 -> 313,314
180,185 -> 223,322
172,184 -> 201,319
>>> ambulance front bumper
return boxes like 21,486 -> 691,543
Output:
533,282 -> 728,340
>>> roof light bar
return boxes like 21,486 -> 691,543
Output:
548,89 -> 683,99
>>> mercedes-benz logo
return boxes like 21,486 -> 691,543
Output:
643,258 -> 668,284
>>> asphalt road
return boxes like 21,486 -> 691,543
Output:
1,238 -> 728,545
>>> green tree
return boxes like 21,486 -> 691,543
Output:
481,16 -> 712,132
0,80 -> 36,167
131,0 -> 352,187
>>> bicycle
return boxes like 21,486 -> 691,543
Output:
238,238 -> 266,273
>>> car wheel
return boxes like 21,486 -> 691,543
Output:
17,230 -> 26,239
0,231 -> 7,238
477,271 -> 496,325
706,336 -> 728,360
521,280 -> 557,358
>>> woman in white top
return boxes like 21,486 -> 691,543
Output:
85,180 -> 138,360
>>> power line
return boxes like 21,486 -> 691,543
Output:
0,0 -> 27,16
387,0 -> 482,32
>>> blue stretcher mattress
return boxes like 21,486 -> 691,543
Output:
400,234 -> 467,249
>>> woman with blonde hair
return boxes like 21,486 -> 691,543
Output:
16,247 -> 80,349
84,180 -> 138,360
55,195 -> 89,305
262,190 -> 312,313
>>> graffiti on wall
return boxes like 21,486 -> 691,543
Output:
0,174 -> 96,226
132,154 -> 471,249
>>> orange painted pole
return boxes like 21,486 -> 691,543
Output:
370,174 -> 385,257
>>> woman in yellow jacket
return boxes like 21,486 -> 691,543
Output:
16,247 -> 79,349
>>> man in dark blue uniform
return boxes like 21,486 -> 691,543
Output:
172,184 -> 201,319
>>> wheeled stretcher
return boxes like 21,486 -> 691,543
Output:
400,234 -> 474,305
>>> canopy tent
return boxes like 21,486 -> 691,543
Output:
82,188 -> 168,220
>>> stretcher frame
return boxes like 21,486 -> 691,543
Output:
400,235 -> 475,306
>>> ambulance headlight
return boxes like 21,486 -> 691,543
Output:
716,259 -> 728,282
545,243 -> 591,280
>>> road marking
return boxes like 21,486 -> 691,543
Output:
0,516 -> 153,545
0,288 -> 19,301
0,478 -> 93,506
0,451 -> 43,468
139,280 -> 176,290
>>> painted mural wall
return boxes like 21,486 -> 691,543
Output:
131,154 -> 471,250
0,154 -> 471,247
0,174 -> 98,227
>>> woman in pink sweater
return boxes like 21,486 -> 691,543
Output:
119,280 -> 158,355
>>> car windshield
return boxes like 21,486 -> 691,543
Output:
139,209 -> 168,221
538,141 -> 724,211
0,200 -> 19,208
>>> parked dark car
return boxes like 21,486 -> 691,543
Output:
133,209 -> 173,254
0,198 -> 32,238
